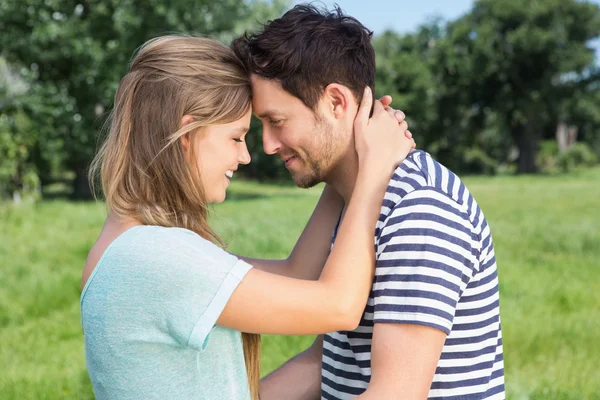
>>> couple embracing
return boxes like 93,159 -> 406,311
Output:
81,4 -> 504,400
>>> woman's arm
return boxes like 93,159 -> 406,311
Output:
217,171 -> 391,334
217,87 -> 415,335
239,185 -> 344,280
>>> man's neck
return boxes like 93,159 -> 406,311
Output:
324,150 -> 359,204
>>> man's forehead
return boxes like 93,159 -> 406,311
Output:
250,76 -> 292,116
250,73 -> 282,89
249,74 -> 315,118
251,93 -> 284,118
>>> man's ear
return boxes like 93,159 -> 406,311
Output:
322,83 -> 356,120
179,115 -> 196,152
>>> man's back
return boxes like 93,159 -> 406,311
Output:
323,150 -> 505,399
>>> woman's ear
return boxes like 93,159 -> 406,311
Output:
179,115 -> 196,152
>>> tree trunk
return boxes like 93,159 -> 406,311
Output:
72,167 -> 93,199
556,121 -> 568,152
556,121 -> 579,152
513,124 -> 538,174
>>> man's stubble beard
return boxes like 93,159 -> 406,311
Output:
292,115 -> 343,189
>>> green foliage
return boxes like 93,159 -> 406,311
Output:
0,60 -> 40,200
557,142 -> 598,172
1,0 -> 600,193
374,24 -> 441,142
568,87 -> 600,159
373,1 -> 600,175
537,140 -> 561,173
2,174 -> 600,398
0,107 -> 41,201
537,140 -> 598,173
436,0 -> 600,173
462,146 -> 499,175
0,0 -> 289,196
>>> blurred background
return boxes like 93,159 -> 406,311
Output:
1,0 -> 599,399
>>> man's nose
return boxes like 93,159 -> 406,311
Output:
262,128 -> 281,155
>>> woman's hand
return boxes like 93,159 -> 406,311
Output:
379,95 -> 413,143
354,87 -> 416,185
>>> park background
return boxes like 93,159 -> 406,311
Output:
1,0 -> 599,398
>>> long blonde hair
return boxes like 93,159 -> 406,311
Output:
89,35 -> 260,399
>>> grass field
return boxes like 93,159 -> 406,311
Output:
1,169 -> 599,399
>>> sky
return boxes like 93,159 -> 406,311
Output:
292,0 -> 600,59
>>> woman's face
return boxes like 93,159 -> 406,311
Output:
191,108 -> 252,204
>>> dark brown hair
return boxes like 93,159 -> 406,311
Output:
231,3 -> 376,109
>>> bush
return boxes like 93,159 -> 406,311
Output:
0,112 -> 41,202
536,140 -> 559,173
462,147 -> 498,175
557,143 -> 598,173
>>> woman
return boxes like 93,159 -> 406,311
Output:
81,35 -> 414,400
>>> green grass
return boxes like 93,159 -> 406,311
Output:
1,170 -> 599,399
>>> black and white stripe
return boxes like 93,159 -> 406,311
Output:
322,150 -> 505,399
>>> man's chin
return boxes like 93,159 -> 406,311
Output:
291,172 -> 321,189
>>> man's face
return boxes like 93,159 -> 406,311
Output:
250,74 -> 348,188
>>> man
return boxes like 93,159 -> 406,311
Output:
232,4 -> 505,399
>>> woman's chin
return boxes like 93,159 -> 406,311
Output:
209,191 -> 227,204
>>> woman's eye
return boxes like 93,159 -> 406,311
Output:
233,138 -> 243,143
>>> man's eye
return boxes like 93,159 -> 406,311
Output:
269,119 -> 282,126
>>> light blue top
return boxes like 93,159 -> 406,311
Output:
81,225 -> 253,400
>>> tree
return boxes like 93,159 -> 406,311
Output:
437,0 -> 600,173
0,58 -> 43,201
374,23 -> 441,152
0,0 -> 288,197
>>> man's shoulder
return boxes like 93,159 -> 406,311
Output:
378,150 -> 489,245
382,150 -> 463,209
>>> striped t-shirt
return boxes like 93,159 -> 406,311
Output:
322,150 -> 505,399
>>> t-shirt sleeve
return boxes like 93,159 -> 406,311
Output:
148,229 -> 252,351
373,188 -> 478,334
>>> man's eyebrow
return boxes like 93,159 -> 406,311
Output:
255,111 -> 279,119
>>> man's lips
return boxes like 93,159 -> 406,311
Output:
283,155 -> 298,167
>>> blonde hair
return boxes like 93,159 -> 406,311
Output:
89,35 -> 260,399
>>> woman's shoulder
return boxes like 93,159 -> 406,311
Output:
113,224 -> 207,247
108,225 -> 238,269
82,225 -> 240,300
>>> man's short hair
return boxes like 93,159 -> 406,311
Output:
231,3 -> 376,110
